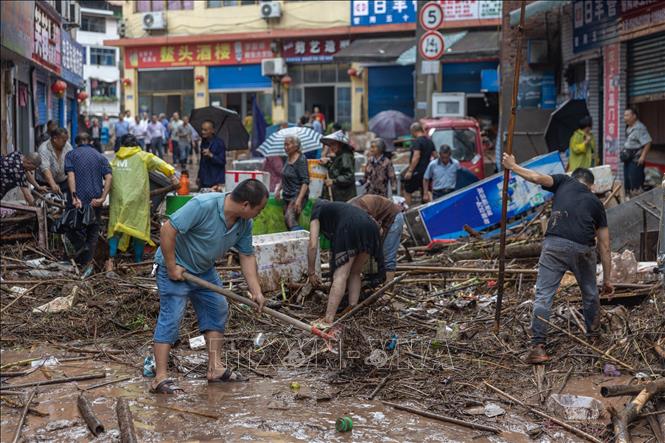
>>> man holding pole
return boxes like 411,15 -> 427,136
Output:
502,153 -> 613,364
150,179 -> 268,394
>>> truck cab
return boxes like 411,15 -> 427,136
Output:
421,117 -> 490,180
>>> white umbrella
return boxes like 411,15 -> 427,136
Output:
257,126 -> 322,157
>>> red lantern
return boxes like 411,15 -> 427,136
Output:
195,74 -> 205,83
51,80 -> 67,97
347,67 -> 357,77
77,91 -> 88,103
280,75 -> 292,87
122,78 -> 132,87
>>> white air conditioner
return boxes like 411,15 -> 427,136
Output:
260,1 -> 281,19
142,12 -> 166,31
261,58 -> 287,76
68,2 -> 81,28
431,93 -> 466,118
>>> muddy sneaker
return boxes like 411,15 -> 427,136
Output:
526,344 -> 550,364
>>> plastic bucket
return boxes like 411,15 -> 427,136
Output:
165,195 -> 193,216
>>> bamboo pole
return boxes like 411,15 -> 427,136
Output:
495,0 -> 527,333
383,401 -> 501,433
78,394 -> 105,436
116,398 -> 138,443
11,389 -> 37,443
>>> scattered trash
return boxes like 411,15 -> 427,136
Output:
26,257 -> 47,268
483,403 -> 506,417
9,286 -> 28,295
254,333 -> 266,348
386,334 -> 398,351
435,321 -> 459,341
335,416 -> 354,432
33,286 -> 78,313
290,382 -> 301,391
603,363 -> 621,377
189,335 -> 206,350
31,356 -> 60,368
365,349 -> 388,367
143,355 -> 156,377
546,394 -> 603,421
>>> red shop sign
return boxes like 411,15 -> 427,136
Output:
125,40 -> 273,69
282,37 -> 351,62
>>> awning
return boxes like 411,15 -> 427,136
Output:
509,0 -> 568,26
396,31 -> 498,65
333,38 -> 415,63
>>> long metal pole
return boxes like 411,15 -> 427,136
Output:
495,0 -> 527,332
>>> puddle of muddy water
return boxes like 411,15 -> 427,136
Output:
2,347 -> 616,442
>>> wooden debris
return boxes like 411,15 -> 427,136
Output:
77,394 -> 105,436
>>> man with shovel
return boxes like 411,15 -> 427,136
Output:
150,179 -> 268,394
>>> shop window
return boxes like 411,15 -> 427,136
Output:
288,87 -> 303,122
89,47 -> 116,66
90,79 -> 117,101
207,0 -> 258,6
337,64 -> 351,83
289,65 -> 303,85
336,87 -> 351,126
81,15 -> 106,33
304,65 -> 320,84
139,69 -> 194,92
136,0 -> 193,12
321,64 -> 337,83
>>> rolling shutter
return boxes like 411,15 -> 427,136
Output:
627,32 -> 665,99
36,82 -> 47,125
367,65 -> 414,118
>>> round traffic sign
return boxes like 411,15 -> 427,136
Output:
418,31 -> 445,60
419,1 -> 444,30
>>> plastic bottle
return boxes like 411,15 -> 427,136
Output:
177,171 -> 190,195
143,355 -> 156,377
335,416 -> 353,432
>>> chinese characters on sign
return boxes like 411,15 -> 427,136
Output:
572,0 -> 620,53
350,0 -> 501,27
33,3 -> 61,74
603,43 -> 620,173
125,40 -> 273,69
282,38 -> 351,62
61,30 -> 84,85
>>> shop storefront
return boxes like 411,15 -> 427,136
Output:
126,40 -> 275,119
283,37 -> 352,127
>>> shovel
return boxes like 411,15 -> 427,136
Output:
183,272 -> 339,343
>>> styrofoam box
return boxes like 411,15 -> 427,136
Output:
232,159 -> 266,171
225,170 -> 271,193
253,230 -> 320,292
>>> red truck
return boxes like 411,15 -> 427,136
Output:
421,117 -> 495,180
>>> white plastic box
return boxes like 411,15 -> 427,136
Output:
225,170 -> 271,193
252,230 -> 320,292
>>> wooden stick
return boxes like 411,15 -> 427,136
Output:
1,372 -> 106,390
368,374 -> 391,400
484,382 -> 602,443
396,265 -> 538,274
333,274 -> 406,325
11,389 -> 37,443
601,379 -> 665,398
536,316 -> 635,371
82,376 -> 132,392
611,383 -> 662,443
495,0 -> 527,333
116,398 -> 138,443
78,394 -> 105,436
382,401 -> 501,434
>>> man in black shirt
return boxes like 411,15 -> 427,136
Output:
403,123 -> 435,205
502,153 -> 613,364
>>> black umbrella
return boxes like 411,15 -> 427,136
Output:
545,99 -> 590,152
189,105 -> 249,151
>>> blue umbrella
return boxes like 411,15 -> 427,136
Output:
257,126 -> 322,157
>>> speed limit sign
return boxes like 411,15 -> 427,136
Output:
418,31 -> 445,60
419,1 -> 444,30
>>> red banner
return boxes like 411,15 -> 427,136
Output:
32,2 -> 61,74
603,43 -> 620,173
125,40 -> 273,69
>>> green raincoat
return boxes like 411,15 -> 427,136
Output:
108,147 -> 175,251
568,129 -> 597,171
324,150 -> 357,202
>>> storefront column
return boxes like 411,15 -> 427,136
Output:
123,67 -> 138,115
350,63 -> 366,133
272,79 -> 288,123
194,66 -> 208,108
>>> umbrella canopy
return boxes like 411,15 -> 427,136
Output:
189,106 -> 249,151
257,126 -> 322,157
369,110 -> 413,140
321,130 -> 354,152
545,99 -> 590,152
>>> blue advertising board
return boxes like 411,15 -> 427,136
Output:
572,0 -> 620,54
417,151 -> 564,241
60,29 -> 84,86
351,0 -> 418,26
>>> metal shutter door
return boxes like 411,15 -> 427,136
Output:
36,82 -> 48,125
628,32 -> 665,99
367,66 -> 414,119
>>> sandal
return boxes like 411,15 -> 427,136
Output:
208,368 -> 248,383
149,379 -> 184,394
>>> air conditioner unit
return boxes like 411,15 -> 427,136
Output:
142,12 -> 166,31
261,58 -> 287,76
68,2 -> 81,28
260,1 -> 281,19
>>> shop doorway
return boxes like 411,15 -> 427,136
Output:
305,86 -> 334,126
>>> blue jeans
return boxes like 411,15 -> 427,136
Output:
623,159 -> 644,193
153,266 -> 229,344
383,212 -> 405,272
149,137 -> 164,158
108,235 -> 145,263
532,236 -> 600,345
